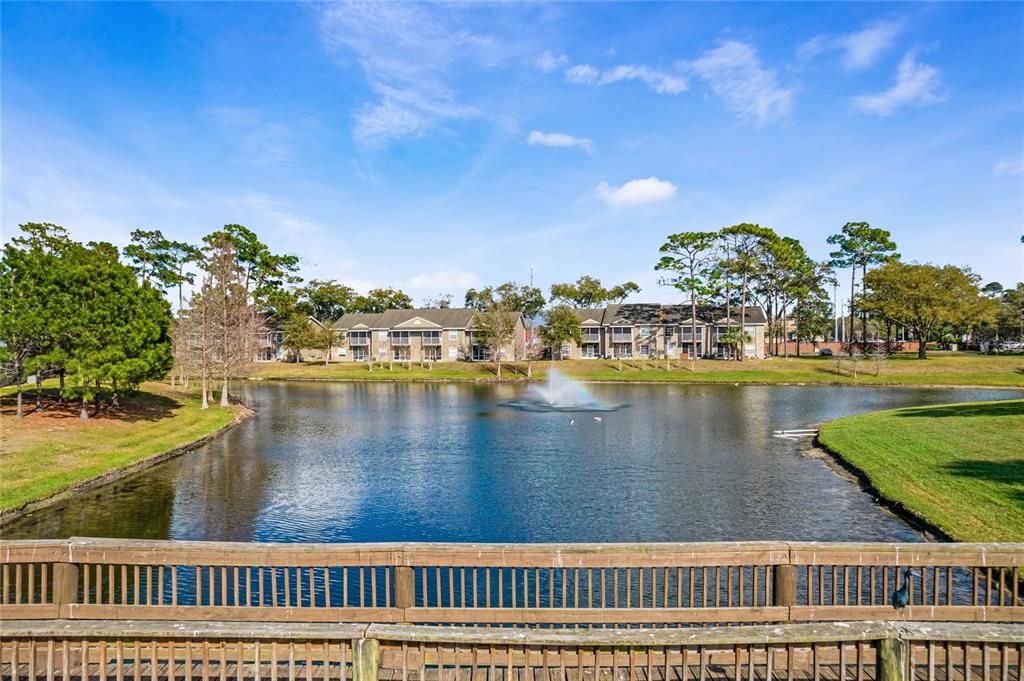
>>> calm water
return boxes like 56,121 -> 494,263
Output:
6,382 -> 1020,542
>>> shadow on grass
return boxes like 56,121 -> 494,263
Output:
944,459 -> 1024,502
0,388 -> 180,423
893,400 -> 1024,419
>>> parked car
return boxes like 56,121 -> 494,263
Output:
819,348 -> 833,357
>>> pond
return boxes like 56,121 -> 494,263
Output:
5,382 -> 1020,543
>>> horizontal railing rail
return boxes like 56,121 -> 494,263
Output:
1,620 -> 1021,681
1,539 -> 1021,625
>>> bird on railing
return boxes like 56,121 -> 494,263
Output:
890,568 -> 921,617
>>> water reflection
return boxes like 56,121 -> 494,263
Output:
5,383 -> 1020,543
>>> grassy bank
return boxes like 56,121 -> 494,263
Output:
0,382 -> 244,514
252,353 -> 1024,388
817,398 -> 1024,542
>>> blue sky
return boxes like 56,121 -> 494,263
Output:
2,1 -> 1022,306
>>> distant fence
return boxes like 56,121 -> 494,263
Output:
2,539 -> 1021,626
771,341 -> 922,356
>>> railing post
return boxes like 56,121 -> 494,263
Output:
53,562 -> 80,616
772,565 -> 796,608
352,637 -> 380,681
877,637 -> 908,681
394,566 -> 415,621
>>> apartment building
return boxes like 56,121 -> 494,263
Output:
332,308 -> 527,363
560,304 -> 767,360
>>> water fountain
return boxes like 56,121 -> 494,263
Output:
500,366 -> 623,412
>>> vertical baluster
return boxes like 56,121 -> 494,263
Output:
371,568 -> 378,609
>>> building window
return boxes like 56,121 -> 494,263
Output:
561,344 -> 572,359
423,331 -> 441,345
349,331 -> 369,346
390,331 -> 410,345
639,326 -> 651,337
472,345 -> 491,361
352,347 -> 367,361
639,344 -> 650,357
423,346 -> 441,361
582,344 -> 599,358
448,330 -> 458,341
256,348 -> 274,362
393,347 -> 410,360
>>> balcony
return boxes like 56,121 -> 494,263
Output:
348,337 -> 369,346
421,335 -> 442,346
390,336 -> 411,346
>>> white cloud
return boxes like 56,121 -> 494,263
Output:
565,64 -> 599,85
536,51 -> 568,73
685,41 -> 793,125
526,130 -> 594,155
594,177 -> 677,207
852,52 -> 945,115
799,19 -> 904,70
318,3 -> 495,150
564,63 -> 686,94
994,155 -> 1024,177
206,107 -> 318,168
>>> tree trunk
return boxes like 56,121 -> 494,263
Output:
93,380 -> 101,416
220,377 -> 229,407
690,289 -> 698,373
917,328 -> 928,359
111,379 -> 120,409
80,395 -> 89,420
739,272 -> 748,361
201,374 -> 209,409
58,369 -> 65,405
795,301 -> 801,357
496,359 -> 502,379
782,301 -> 789,359
861,263 -> 868,346
15,361 -> 23,419
848,267 -> 856,357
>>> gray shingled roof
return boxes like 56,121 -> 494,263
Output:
334,308 -> 524,330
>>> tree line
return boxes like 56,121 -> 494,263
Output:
2,218 -> 1018,414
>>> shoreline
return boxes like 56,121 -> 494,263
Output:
0,403 -> 255,527
248,375 -> 1024,390
808,437 -> 953,542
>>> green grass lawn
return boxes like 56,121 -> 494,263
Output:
0,382 -> 242,513
251,353 -> 1024,387
817,398 -> 1024,542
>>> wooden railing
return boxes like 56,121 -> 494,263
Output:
2,539 -> 1022,625
1,620 -> 1021,681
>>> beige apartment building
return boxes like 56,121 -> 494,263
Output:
560,304 -> 768,360
331,308 -> 527,363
